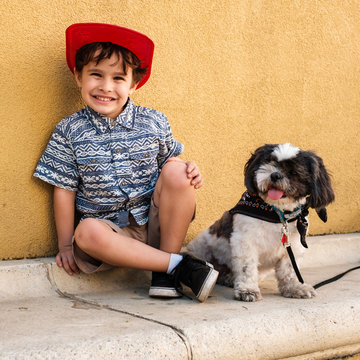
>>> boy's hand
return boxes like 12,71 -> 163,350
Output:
56,246 -> 80,275
53,187 -> 78,275
167,157 -> 204,189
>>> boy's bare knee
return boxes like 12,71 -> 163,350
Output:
161,161 -> 190,191
74,218 -> 104,250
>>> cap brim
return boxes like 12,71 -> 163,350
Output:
66,23 -> 154,89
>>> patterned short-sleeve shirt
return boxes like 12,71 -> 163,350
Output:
33,99 -> 184,227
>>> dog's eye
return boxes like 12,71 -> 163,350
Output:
290,170 -> 298,176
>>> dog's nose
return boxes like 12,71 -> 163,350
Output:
271,172 -> 283,182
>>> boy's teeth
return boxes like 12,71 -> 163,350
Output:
96,96 -> 112,101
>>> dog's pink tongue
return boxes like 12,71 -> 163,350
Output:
268,189 -> 284,200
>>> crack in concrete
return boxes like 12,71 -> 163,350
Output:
45,263 -> 193,360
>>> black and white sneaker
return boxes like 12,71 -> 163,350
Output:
149,272 -> 183,298
172,254 -> 219,302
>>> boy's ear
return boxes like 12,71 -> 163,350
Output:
129,82 -> 138,96
74,69 -> 82,88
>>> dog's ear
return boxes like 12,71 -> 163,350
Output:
316,208 -> 328,222
305,151 -> 335,212
244,152 -> 258,193
244,144 -> 276,193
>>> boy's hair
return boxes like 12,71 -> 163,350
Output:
75,42 -> 148,85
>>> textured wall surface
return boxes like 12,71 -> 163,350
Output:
1,1 -> 359,259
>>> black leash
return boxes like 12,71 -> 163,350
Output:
313,265 -> 360,289
286,246 -> 304,283
286,247 -> 360,289
285,241 -> 360,288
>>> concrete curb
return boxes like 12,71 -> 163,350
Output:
1,233 -> 360,359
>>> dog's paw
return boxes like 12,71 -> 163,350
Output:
234,288 -> 263,302
280,282 -> 316,299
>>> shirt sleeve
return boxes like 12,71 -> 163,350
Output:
33,122 -> 79,191
157,114 -> 184,168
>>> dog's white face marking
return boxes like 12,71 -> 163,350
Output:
256,163 -> 279,192
272,143 -> 300,162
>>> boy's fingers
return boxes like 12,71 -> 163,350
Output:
69,259 -> 80,274
195,180 -> 204,189
62,258 -> 73,275
66,256 -> 80,275
187,166 -> 199,178
56,249 -> 80,275
187,162 -> 197,172
55,253 -> 63,268
191,174 -> 203,189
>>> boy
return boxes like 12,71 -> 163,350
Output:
34,23 -> 218,302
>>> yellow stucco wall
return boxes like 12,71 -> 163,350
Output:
1,1 -> 359,259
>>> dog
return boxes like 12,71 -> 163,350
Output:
187,143 -> 335,301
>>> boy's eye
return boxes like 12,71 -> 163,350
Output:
114,76 -> 125,81
90,72 -> 102,77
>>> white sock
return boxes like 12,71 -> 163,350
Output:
166,253 -> 183,274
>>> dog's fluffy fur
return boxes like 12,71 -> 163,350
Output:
187,143 -> 335,301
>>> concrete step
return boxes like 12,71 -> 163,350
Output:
1,233 -> 360,359
301,232 -> 360,268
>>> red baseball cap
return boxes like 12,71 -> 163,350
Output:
66,23 -> 155,89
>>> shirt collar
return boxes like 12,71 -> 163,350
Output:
85,98 -> 136,133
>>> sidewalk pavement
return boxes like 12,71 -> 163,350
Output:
1,233 -> 360,360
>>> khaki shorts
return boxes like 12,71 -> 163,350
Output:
73,198 -> 194,274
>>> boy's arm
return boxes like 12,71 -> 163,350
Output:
53,186 -> 79,275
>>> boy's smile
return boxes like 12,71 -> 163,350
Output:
75,53 -> 137,119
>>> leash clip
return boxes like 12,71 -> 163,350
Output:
281,223 -> 290,247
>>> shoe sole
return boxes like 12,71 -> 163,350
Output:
196,267 -> 219,302
149,287 -> 183,298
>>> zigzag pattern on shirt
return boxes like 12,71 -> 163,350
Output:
36,156 -> 77,177
40,156 -> 78,177
78,162 -> 113,172
127,136 -> 160,149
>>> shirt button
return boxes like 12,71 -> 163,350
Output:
116,148 -> 122,154
111,121 -> 116,127
121,180 -> 126,186
91,159 -> 97,164
144,152 -> 149,158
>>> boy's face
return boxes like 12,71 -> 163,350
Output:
75,53 -> 137,119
